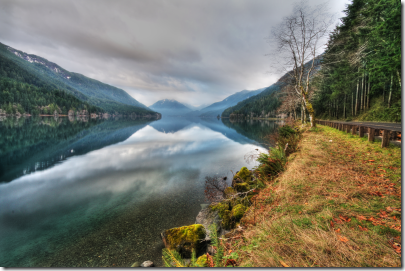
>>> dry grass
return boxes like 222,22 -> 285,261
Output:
225,125 -> 401,267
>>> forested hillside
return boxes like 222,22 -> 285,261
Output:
222,56 -> 322,119
221,84 -> 282,118
197,88 -> 265,118
0,42 -> 156,116
313,0 -> 401,122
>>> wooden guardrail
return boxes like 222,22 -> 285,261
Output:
315,120 -> 401,148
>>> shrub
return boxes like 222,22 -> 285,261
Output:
278,125 -> 296,138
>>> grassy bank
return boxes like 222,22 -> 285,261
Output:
225,125 -> 401,267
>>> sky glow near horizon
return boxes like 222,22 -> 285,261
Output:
1,0 -> 350,107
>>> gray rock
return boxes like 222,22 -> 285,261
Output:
141,260 -> 154,267
195,206 -> 221,239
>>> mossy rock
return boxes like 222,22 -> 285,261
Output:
238,167 -> 251,179
221,210 -> 234,230
234,182 -> 249,193
224,187 -> 236,197
231,204 -> 246,221
210,202 -> 230,217
161,224 -> 206,258
195,254 -> 208,267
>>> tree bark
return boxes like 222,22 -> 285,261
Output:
355,77 -> 359,115
351,91 -> 354,116
360,73 -> 364,112
336,100 -> 339,120
396,70 -> 401,89
388,73 -> 393,108
343,94 -> 346,119
367,75 -> 370,109
301,100 -> 304,124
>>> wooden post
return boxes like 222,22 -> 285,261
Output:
352,125 -> 357,135
381,130 -> 390,148
368,128 -> 375,142
346,125 -> 350,133
390,131 -> 397,141
359,126 -> 364,137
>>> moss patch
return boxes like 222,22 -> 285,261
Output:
164,224 -> 206,254
195,254 -> 208,267
234,167 -> 252,183
234,182 -> 249,192
231,204 -> 246,221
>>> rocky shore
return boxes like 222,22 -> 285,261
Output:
138,166 -> 262,267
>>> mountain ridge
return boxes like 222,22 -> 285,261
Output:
0,42 -> 156,115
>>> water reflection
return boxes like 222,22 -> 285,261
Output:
0,117 -> 155,183
0,117 -> 279,267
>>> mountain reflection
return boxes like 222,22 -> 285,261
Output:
0,117 -> 156,183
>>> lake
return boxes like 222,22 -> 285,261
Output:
0,116 -> 280,267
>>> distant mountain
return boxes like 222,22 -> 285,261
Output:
222,56 -> 322,118
149,99 -> 192,116
0,42 -> 158,116
183,103 -> 209,111
195,88 -> 266,118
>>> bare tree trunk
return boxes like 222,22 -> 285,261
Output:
363,73 -> 367,110
352,91 -> 354,116
397,70 -> 401,89
360,73 -> 364,112
343,94 -> 346,119
367,75 -> 370,109
301,101 -> 304,124
388,73 -> 393,108
355,77 -> 359,115
336,100 -> 339,120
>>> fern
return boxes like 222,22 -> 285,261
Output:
162,248 -> 185,267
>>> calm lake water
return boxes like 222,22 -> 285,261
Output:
0,116 -> 280,267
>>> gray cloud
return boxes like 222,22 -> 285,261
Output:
0,0 -> 350,106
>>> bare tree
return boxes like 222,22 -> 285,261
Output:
204,176 -> 228,202
270,2 -> 333,127
277,84 -> 301,119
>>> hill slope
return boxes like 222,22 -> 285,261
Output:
196,88 -> 266,118
0,42 -> 156,115
222,57 -> 322,118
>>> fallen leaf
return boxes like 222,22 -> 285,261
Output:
279,260 -> 289,267
368,160 -> 375,162
358,225 -> 368,231
335,228 -> 341,233
338,235 -> 349,243
357,215 -> 367,220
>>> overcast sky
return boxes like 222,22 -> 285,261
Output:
1,0 -> 350,107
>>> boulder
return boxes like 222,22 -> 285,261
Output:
161,224 -> 207,258
195,207 -> 221,239
140,260 -> 154,267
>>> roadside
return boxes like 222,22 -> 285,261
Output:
225,125 -> 401,267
